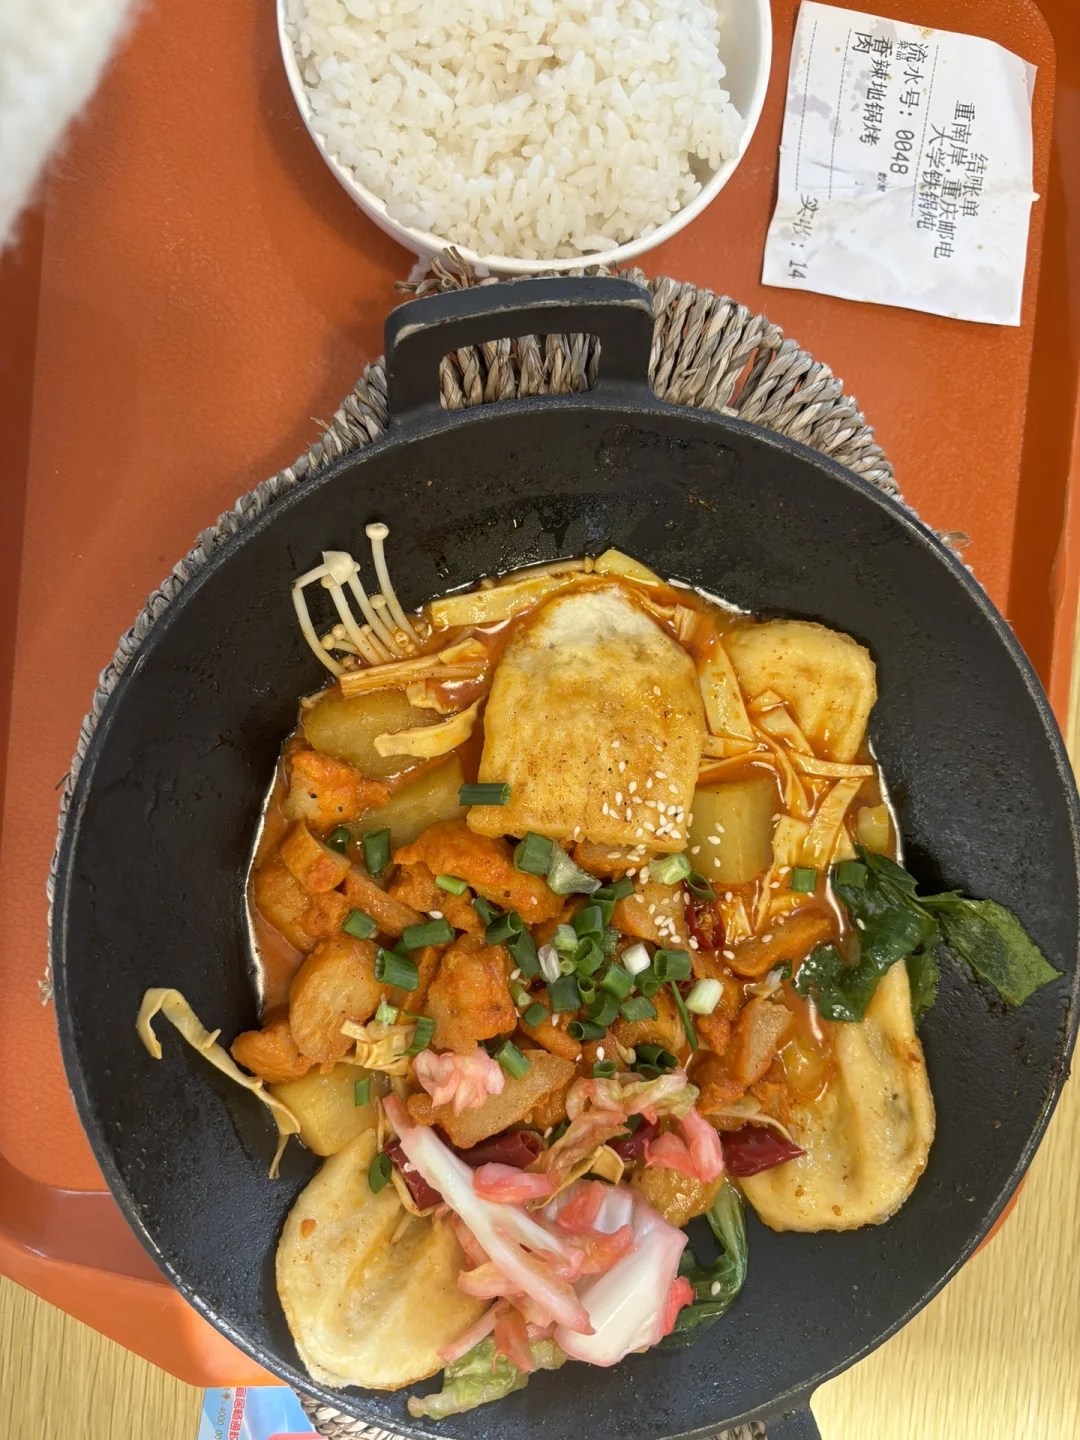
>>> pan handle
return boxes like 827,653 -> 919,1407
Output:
766,1403 -> 822,1439
383,276 -> 655,423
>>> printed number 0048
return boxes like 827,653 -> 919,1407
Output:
891,127 -> 915,175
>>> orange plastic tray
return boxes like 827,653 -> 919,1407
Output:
1,0 -> 1078,1389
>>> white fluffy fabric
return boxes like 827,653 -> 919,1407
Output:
0,0 -> 134,247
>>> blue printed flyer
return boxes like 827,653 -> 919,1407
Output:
198,1387 -> 316,1439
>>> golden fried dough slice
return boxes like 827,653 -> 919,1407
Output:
468,587 -> 706,851
277,1131 -> 485,1389
740,962 -> 935,1230
724,620 -> 877,764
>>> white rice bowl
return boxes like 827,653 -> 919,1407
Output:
284,0 -> 747,262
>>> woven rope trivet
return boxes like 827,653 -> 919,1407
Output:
45,255 -> 922,1438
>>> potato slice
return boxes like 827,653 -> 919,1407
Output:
740,962 -> 935,1230
270,1063 -> 379,1156
406,1050 -> 575,1147
356,756 -> 466,850
689,776 -> 777,886
303,689 -> 442,780
469,586 -> 706,851
724,621 -> 877,764
277,1131 -> 486,1389
289,935 -> 387,1065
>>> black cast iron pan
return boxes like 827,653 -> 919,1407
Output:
52,278 -> 1080,1440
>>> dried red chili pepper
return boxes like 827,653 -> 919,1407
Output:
384,1138 -> 444,1209
721,1123 -> 804,1177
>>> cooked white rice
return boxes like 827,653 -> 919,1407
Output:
285,0 -> 744,260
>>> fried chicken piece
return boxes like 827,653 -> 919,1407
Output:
693,1053 -> 747,1123
252,858 -> 320,953
231,1012 -> 312,1084
284,749 -> 391,832
727,909 -> 835,979
342,867 -> 422,938
612,877 -> 690,947
388,861 -> 483,936
519,1009 -> 582,1062
395,820 -> 561,923
289,935 -> 387,1065
423,935 -> 516,1053
696,1010 -> 732,1057
729,998 -> 795,1086
612,985 -> 687,1059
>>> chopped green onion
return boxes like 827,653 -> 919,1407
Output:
546,844 -> 603,897
460,782 -> 511,806
523,1001 -> 549,1028
619,995 -> 658,1023
588,991 -> 620,1027
599,927 -> 620,957
833,860 -> 867,889
635,1063 -> 662,1080
599,964 -> 634,1000
621,942 -> 651,976
568,1019 -> 606,1041
511,982 -> 532,1009
473,895 -> 499,926
362,828 -> 391,878
574,905 -> 604,938
591,891 -> 617,927
636,966 -> 662,999
375,948 -> 420,989
354,1077 -> 371,1106
790,867 -> 818,894
494,1040 -> 531,1079
573,939 -> 604,976
549,1119 -> 569,1142
551,924 -> 579,954
342,909 -> 377,940
651,851 -> 692,885
669,982 -> 698,1049
637,1045 -> 678,1070
576,976 -> 598,1006
609,876 -> 635,901
326,826 -> 351,855
685,869 -> 717,901
485,910 -> 524,945
403,1014 -> 436,1056
435,874 -> 469,896
401,918 -> 455,950
375,999 -> 399,1025
547,974 -> 581,1013
624,1113 -> 644,1133
508,926 -> 541,978
368,1151 -> 393,1193
514,832 -> 554,876
653,948 -> 692,982
686,978 -> 723,1015
592,1060 -> 619,1078
559,957 -> 576,975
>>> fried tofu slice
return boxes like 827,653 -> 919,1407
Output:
724,620 -> 877,764
284,749 -> 391,832
394,820 -> 560,924
468,587 -> 706,851
740,962 -> 935,1230
424,935 -> 516,1053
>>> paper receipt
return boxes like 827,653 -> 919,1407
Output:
762,3 -> 1038,325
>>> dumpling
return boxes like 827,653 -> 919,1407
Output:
468,587 -> 706,851
739,962 -> 935,1230
276,1131 -> 485,1388
724,620 -> 876,763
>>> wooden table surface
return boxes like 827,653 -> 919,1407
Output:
2,645 -> 1078,1440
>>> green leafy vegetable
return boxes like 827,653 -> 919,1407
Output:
662,1181 -> 748,1348
921,894 -> 1062,1007
813,847 -> 1060,1023
407,1337 -> 566,1420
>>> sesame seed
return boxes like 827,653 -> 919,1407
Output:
429,909 -> 443,918
574,825 -> 582,837
762,933 -> 773,943
615,792 -> 623,805
644,821 -> 656,832
770,881 -> 780,890
689,937 -> 699,949
646,778 -> 654,790
655,771 -> 667,780
628,781 -> 637,793
607,852 -> 621,860
723,949 -> 735,959
710,1281 -> 721,1297
627,867 -> 637,877
551,1014 -> 560,1026
636,828 -> 644,838
714,824 -> 725,834
544,1126 -> 553,1138
668,784 -> 678,795
597,1046 -> 605,1060
612,740 -> 620,749
652,686 -> 662,696
648,903 -> 657,915
724,891 -> 733,901
633,894 -> 645,904
670,830 -> 681,840
687,812 -> 694,824
602,802 -> 610,815
626,809 -> 633,821
640,866 -> 650,882
618,759 -> 626,773
779,866 -> 790,875
691,846 -> 701,855
510,968 -> 522,980
707,836 -> 721,845
856,918 -> 866,930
